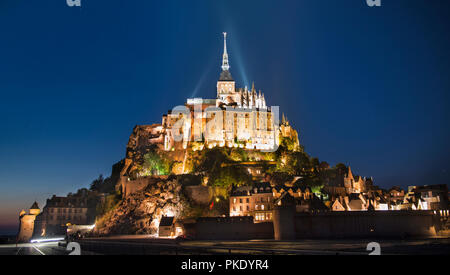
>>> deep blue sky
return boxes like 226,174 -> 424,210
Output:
0,0 -> 449,234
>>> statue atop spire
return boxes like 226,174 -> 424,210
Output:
222,32 -> 230,71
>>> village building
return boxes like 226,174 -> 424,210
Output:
414,184 -> 449,211
33,193 -> 92,237
331,192 -> 388,212
397,184 -> 449,211
344,166 -> 366,194
388,186 -> 405,205
229,182 -> 274,222
158,216 -> 175,237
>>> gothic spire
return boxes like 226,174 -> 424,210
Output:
347,166 -> 354,180
222,32 -> 230,71
219,32 -> 233,81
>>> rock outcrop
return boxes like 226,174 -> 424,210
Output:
121,124 -> 165,179
94,178 -> 185,236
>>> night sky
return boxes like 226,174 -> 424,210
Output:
0,0 -> 449,234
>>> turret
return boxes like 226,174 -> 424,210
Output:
29,201 -> 40,216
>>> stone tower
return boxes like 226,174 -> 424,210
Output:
17,202 -> 40,243
217,32 -> 237,103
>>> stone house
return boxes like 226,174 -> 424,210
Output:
158,216 -> 175,237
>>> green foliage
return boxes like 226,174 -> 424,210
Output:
96,192 -> 121,217
276,150 -> 311,175
189,147 -> 252,188
212,186 -> 230,199
279,136 -> 299,152
181,195 -> 229,218
229,148 -> 248,162
209,165 -> 252,188
142,149 -> 170,176
310,185 -> 324,194
193,147 -> 229,173
269,172 -> 294,186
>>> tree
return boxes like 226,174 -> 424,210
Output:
210,165 -> 252,188
90,174 -> 105,191
335,163 -> 348,174
194,147 -> 229,173
143,150 -> 170,176
89,174 -> 116,194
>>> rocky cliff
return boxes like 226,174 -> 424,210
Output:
94,177 -> 185,235
120,124 -> 165,179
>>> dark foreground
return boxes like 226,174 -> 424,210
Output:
1,236 -> 449,255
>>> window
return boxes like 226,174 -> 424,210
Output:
233,198 -> 236,204
262,205 -> 265,210
239,206 -> 242,211
240,198 -> 243,203
246,198 -> 249,203
246,206 -> 249,211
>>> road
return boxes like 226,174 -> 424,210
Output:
0,241 -> 69,255
1,237 -> 449,255
76,236 -> 450,255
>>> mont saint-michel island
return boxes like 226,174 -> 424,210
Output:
9,33 -> 449,256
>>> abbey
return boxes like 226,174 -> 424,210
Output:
163,33 -> 279,152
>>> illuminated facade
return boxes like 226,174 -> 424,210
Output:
32,194 -> 90,238
229,182 -> 274,223
163,33 -> 278,152
17,202 -> 41,243
344,166 -> 367,194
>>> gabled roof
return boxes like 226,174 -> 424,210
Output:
389,186 -> 404,192
231,182 -> 272,196
332,199 -> 346,211
159,216 -> 175,227
348,199 -> 365,211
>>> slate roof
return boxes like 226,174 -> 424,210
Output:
159,216 -> 175,227
231,182 -> 272,196
219,70 -> 234,81
30,201 -> 39,210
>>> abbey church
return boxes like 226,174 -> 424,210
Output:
163,33 -> 281,152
